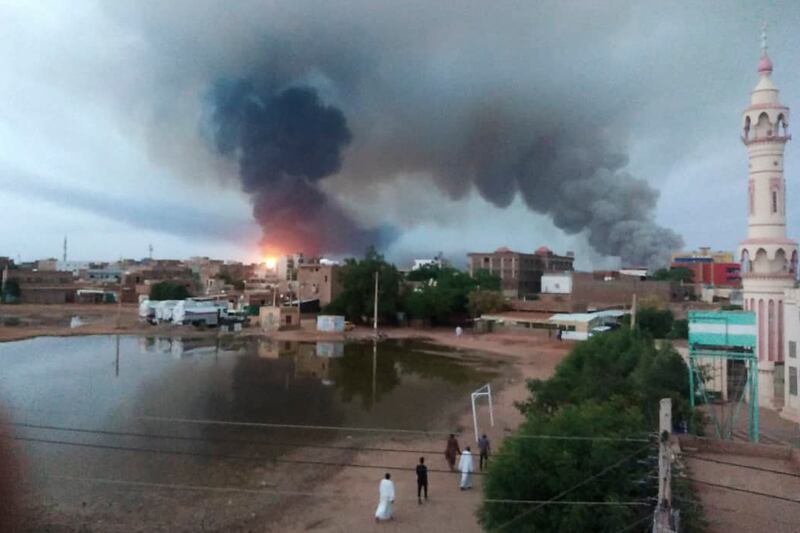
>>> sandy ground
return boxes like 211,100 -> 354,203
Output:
682,449 -> 800,532
265,330 -> 570,533
1,304 -> 573,532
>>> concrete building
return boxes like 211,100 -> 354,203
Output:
539,271 -> 678,309
467,246 -> 574,298
259,305 -> 301,331
2,268 -> 76,304
737,37 -> 798,409
297,263 -> 342,307
672,248 -> 741,288
671,247 -> 735,264
541,272 -> 573,294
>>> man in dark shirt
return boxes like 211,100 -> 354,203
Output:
478,434 -> 491,470
416,456 -> 428,504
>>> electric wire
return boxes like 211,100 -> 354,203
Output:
683,454 -> 800,479
8,420 -> 653,452
138,414 -> 654,442
689,478 -> 800,505
39,473 -> 652,506
6,434 -> 485,476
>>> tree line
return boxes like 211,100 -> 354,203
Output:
478,328 -> 706,531
323,247 -> 505,324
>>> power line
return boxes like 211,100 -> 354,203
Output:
41,473 -> 652,506
683,454 -> 800,479
491,442 -> 654,531
138,415 -> 654,443
8,420 -> 652,455
689,478 -> 800,505
138,415 -> 456,436
9,421 -> 457,456
4,434 -> 485,476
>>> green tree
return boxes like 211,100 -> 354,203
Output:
636,307 -> 674,338
471,268 -> 502,291
149,281 -> 190,301
467,289 -> 506,316
403,266 -> 492,324
1,279 -> 20,303
483,329 -> 703,532
519,329 -> 690,426
668,318 -> 689,339
324,247 -> 402,324
479,401 -> 649,532
652,267 -> 694,283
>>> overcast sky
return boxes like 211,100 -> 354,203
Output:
1,1 -> 799,269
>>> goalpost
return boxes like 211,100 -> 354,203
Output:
471,383 -> 494,442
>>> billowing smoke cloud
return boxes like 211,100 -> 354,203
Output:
208,80 -> 392,254
103,0 -> 685,267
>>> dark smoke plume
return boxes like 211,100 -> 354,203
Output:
208,79 -> 393,254
106,1 -> 685,267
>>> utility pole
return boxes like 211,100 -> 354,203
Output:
373,270 -> 379,336
631,292 -> 638,330
654,397 -> 674,533
62,235 -> 67,263
297,282 -> 302,322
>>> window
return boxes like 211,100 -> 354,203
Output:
773,190 -> 778,213
790,367 -> 798,396
791,341 -> 797,358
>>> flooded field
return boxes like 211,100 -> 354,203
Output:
0,335 -> 500,531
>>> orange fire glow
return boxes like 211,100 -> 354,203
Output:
264,256 -> 278,270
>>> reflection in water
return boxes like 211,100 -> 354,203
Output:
0,335 -> 495,484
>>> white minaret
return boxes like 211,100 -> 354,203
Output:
738,25 -> 797,408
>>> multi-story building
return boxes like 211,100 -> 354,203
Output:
467,246 -> 574,298
671,248 -> 741,287
298,263 -> 343,307
737,37 -> 798,409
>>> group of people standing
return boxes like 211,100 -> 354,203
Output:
374,433 -> 491,523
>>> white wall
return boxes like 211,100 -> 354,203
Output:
782,289 -> 800,422
541,272 -> 572,294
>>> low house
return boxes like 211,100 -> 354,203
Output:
548,310 -> 627,341
259,305 -> 301,331
2,268 -> 76,304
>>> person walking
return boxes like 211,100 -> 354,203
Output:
477,434 -> 491,470
458,446 -> 474,490
374,473 -> 395,522
416,457 -> 428,504
444,434 -> 461,471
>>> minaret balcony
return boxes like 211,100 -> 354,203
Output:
742,133 -> 791,146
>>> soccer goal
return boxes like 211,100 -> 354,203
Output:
470,383 -> 494,442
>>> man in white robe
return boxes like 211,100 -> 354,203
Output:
375,473 -> 395,522
458,446 -> 474,489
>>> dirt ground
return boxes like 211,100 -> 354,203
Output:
682,448 -> 800,532
266,331 -> 570,533
1,304 -> 573,532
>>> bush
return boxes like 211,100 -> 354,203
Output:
636,307 -> 674,338
480,401 -> 649,532
485,329 -> 704,531
149,281 -> 190,301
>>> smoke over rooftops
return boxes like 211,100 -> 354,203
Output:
106,0 -> 683,266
